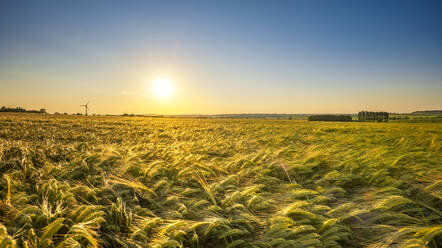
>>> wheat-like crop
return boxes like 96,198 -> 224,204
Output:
0,114 -> 440,247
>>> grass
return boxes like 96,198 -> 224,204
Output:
0,113 -> 441,247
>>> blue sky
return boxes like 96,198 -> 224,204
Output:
0,0 -> 441,114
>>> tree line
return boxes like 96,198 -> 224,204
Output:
357,111 -> 389,122
0,106 -> 46,113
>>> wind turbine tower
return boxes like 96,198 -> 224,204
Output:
80,101 -> 90,116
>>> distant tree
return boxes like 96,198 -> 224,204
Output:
0,106 -> 49,114
375,112 -> 381,122
358,111 -> 389,122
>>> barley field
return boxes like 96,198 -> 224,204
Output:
0,113 -> 441,248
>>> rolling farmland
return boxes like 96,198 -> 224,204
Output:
0,114 -> 441,247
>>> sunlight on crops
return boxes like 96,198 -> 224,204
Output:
0,114 -> 441,247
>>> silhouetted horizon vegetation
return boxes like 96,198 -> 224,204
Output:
0,106 -> 46,114
357,111 -> 389,122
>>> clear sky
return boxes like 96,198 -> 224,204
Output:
0,0 -> 441,114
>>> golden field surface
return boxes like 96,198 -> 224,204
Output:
0,113 -> 441,248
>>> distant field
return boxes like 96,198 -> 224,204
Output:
0,113 -> 441,247
390,114 -> 442,123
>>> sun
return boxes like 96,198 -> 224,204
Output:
153,78 -> 174,98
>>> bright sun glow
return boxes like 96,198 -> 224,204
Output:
153,78 -> 174,98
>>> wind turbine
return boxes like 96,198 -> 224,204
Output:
80,101 -> 90,116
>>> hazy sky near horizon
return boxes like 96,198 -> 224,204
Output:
1,0 -> 441,114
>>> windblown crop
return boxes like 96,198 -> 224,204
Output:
0,114 -> 440,247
